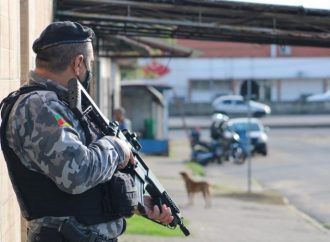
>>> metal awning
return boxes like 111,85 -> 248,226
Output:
121,80 -> 172,107
55,0 -> 330,48
97,36 -> 194,57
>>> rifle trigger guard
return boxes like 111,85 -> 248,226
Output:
82,105 -> 93,117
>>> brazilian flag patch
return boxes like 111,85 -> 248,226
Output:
53,114 -> 71,127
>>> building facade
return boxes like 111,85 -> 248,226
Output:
139,41 -> 330,103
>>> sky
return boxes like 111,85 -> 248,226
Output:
228,0 -> 330,10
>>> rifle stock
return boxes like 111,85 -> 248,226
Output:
67,78 -> 190,236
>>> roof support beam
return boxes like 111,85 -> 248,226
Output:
56,0 -> 330,48
57,10 -> 330,47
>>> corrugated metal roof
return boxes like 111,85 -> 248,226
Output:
55,0 -> 330,50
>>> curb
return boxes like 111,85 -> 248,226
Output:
287,203 -> 330,234
257,179 -> 330,235
232,178 -> 330,235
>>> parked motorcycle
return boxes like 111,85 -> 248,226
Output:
190,127 -> 246,166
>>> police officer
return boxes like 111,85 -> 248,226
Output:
0,21 -> 173,242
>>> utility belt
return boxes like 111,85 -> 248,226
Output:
28,220 -> 118,242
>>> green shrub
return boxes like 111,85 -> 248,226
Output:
185,161 -> 205,176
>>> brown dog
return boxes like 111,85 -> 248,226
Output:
180,171 -> 211,208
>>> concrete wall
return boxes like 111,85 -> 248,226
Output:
97,57 -> 121,119
0,1 -> 53,241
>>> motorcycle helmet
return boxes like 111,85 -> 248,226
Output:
210,113 -> 229,140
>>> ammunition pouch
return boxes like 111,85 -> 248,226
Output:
106,171 -> 138,218
27,226 -> 64,242
59,220 -> 118,242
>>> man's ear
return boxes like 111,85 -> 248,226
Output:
73,55 -> 84,76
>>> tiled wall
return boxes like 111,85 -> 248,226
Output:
0,0 -> 53,241
0,0 -> 22,241
21,0 -> 53,83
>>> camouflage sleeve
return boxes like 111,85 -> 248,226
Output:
11,91 -> 126,194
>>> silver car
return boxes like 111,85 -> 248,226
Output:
212,95 -> 271,117
306,90 -> 330,102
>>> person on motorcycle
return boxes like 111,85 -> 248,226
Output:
210,113 -> 230,140
210,113 -> 233,160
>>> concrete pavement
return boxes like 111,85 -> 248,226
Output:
120,139 -> 330,242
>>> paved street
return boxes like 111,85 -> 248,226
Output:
120,127 -> 330,242
170,115 -> 330,227
241,128 -> 330,226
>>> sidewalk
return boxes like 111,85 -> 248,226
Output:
121,139 -> 330,242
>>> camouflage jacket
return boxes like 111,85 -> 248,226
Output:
6,71 -> 126,240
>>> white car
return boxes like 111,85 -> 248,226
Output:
212,95 -> 271,117
306,90 -> 330,102
227,118 -> 268,156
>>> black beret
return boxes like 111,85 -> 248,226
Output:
32,21 -> 95,53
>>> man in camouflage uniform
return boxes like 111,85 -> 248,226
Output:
1,21 -> 173,242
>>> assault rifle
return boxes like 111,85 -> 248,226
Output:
67,78 -> 190,236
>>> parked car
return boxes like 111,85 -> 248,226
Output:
212,95 -> 271,117
306,90 -> 330,102
227,117 -> 268,156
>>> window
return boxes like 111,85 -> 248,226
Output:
279,45 -> 291,56
235,100 -> 245,105
223,100 -> 232,105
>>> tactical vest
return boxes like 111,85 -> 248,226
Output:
0,85 -> 137,226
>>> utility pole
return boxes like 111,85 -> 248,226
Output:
247,77 -> 252,193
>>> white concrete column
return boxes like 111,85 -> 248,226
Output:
98,57 -> 111,118
111,61 -> 121,111
270,44 -> 277,58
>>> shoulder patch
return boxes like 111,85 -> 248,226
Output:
53,114 -> 71,127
